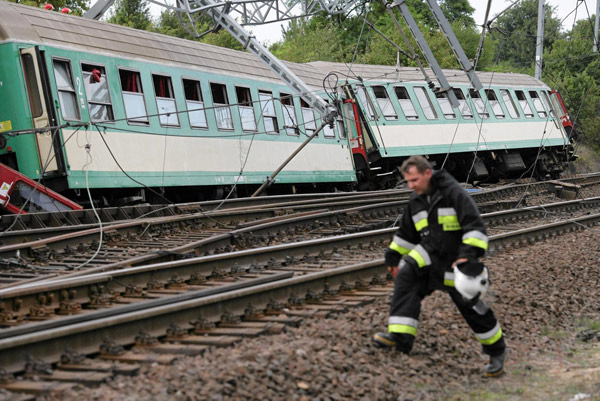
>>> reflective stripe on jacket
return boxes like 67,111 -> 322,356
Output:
388,169 -> 488,266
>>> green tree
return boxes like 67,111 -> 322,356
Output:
440,0 -> 475,29
489,0 -> 561,68
271,0 -> 483,69
153,9 -> 244,50
108,0 -> 153,31
544,17 -> 600,151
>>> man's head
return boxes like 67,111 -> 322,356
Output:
400,155 -> 433,195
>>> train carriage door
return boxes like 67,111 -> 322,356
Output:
20,47 -> 62,175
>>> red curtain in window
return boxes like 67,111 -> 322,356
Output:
122,72 -> 138,92
154,76 -> 169,98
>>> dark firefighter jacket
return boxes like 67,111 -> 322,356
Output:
389,169 -> 489,287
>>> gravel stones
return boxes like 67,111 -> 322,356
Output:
51,229 -> 600,401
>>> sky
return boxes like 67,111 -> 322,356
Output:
244,0 -> 598,45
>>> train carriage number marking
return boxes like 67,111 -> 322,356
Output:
0,120 -> 12,132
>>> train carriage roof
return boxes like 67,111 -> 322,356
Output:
0,1 -> 548,91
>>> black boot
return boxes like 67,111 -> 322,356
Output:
484,349 -> 508,377
372,332 -> 410,353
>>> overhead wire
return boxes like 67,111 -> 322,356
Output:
72,129 -> 103,269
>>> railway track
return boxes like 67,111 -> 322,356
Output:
0,207 -> 599,397
0,198 -> 600,326
0,190 -> 413,235
0,198 -> 408,286
0,194 -> 600,396
0,177 -> 591,289
2,171 -> 594,240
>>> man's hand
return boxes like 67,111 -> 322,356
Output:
384,249 -> 401,267
452,257 -> 469,269
388,265 -> 398,278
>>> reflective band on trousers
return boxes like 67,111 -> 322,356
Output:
389,235 -> 415,255
443,271 -> 455,287
412,211 -> 428,231
407,244 -> 431,268
462,230 -> 489,251
388,316 -> 418,336
475,322 -> 502,345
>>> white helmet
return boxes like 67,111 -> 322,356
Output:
454,261 -> 489,301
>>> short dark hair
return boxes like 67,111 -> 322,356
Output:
400,155 -> 433,174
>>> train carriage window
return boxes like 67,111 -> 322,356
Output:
300,99 -> 316,136
356,86 -> 376,120
500,89 -> 520,119
280,93 -> 298,135
119,69 -> 148,124
435,92 -> 456,119
372,86 -> 397,120
235,86 -> 256,132
182,78 -> 207,128
393,87 -> 418,120
259,90 -> 279,134
82,64 -> 114,122
485,89 -> 505,119
53,59 -> 80,121
210,83 -> 233,130
414,86 -> 438,120
540,91 -> 556,118
453,88 -> 473,119
528,91 -> 547,118
321,99 -> 336,138
21,54 -> 43,118
337,115 -> 346,139
152,75 -> 179,127
515,90 -> 534,118
469,89 -> 489,119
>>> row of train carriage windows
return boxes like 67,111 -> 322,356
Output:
361,84 -> 555,122
51,59 -> 344,139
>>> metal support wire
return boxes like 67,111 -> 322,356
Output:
251,121 -> 328,197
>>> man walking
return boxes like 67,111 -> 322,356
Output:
373,155 -> 507,377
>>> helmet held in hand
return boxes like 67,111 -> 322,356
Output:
454,261 -> 489,301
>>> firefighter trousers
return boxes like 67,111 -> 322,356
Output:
387,261 -> 506,356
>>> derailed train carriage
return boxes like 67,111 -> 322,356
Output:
318,62 -> 576,188
0,1 -> 576,209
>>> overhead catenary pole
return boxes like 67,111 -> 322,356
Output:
594,0 -> 600,52
535,0 -> 545,80
473,0 -> 493,70
388,0 -> 460,108
423,0 -> 482,90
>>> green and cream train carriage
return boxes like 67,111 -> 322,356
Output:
0,1 -> 575,205
308,62 -> 575,186
0,1 -> 356,204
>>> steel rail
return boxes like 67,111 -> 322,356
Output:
0,189 -> 412,233
0,259 -> 387,373
2,197 -> 600,322
2,209 -> 600,374
0,225 -> 396,321
0,195 -> 406,247
1,199 -> 407,279
0,208 -> 600,372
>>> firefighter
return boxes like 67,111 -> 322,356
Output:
373,155 -> 507,377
